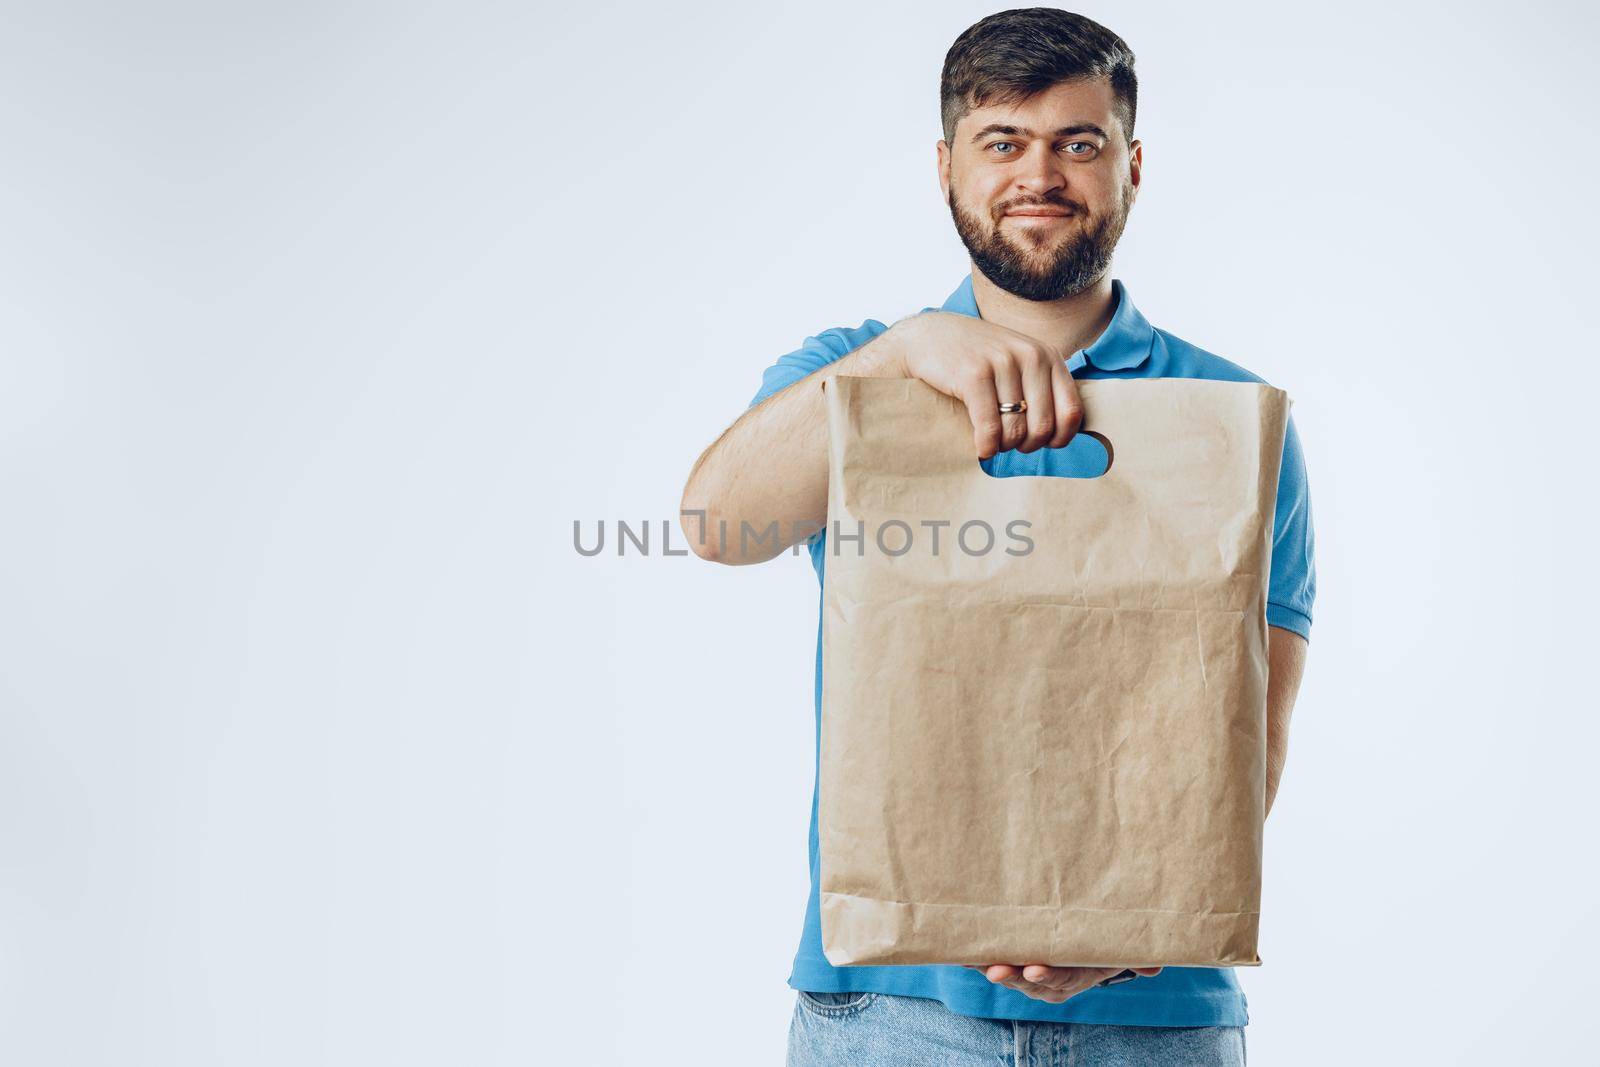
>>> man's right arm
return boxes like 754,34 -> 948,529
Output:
679,331 -> 908,565
679,313 -> 1085,565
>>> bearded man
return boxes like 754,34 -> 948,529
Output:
679,8 -> 1315,1065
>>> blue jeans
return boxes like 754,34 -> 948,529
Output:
788,990 -> 1246,1066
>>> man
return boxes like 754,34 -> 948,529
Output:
680,8 -> 1314,1064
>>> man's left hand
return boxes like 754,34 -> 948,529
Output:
966,964 -> 1164,1003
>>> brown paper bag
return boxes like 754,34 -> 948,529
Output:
817,374 -> 1289,969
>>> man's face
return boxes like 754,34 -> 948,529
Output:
938,77 -> 1142,302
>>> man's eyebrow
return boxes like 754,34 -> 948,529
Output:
968,123 -> 1109,144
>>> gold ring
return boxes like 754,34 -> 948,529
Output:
998,400 -> 1027,414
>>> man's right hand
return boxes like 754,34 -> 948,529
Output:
872,311 -> 1084,459
680,309 -> 1085,564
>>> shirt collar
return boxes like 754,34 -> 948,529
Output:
938,274 -> 1155,372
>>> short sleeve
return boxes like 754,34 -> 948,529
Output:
1266,412 -> 1317,640
748,319 -> 891,409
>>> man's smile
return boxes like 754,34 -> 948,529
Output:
1004,213 -> 1074,226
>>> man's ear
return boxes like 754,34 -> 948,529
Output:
1127,139 -> 1143,201
937,139 -> 951,205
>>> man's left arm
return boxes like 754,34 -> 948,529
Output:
1265,624 -> 1308,819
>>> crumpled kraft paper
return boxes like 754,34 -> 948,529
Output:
817,375 -> 1289,969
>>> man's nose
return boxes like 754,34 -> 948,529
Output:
1014,141 -> 1066,195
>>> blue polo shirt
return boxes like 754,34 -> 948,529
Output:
747,274 -> 1316,1028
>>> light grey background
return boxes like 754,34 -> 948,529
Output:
2,1 -> 1596,1063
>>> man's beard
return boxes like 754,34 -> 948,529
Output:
947,181 -> 1133,302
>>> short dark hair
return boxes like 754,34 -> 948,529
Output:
940,8 -> 1138,145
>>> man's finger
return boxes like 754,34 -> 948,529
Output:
990,355 -> 1027,453
1016,350 -> 1055,453
1021,965 -> 1071,989
1048,360 -> 1083,449
960,372 -> 1003,459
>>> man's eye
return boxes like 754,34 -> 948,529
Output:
988,142 -> 1017,154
